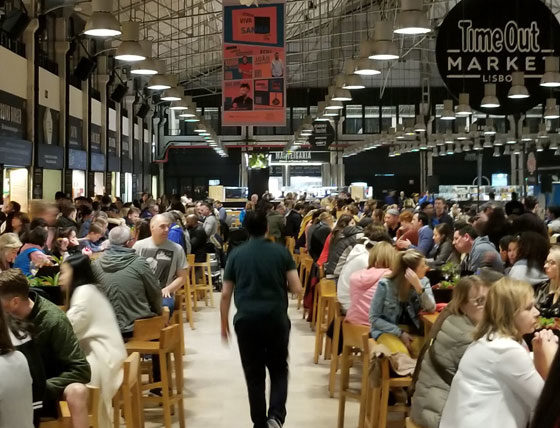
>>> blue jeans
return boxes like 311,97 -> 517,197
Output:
162,296 -> 175,316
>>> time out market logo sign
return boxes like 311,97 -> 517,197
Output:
435,0 -> 560,115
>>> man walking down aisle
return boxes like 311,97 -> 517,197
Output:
220,210 -> 303,428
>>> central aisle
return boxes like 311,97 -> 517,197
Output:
145,294 -> 359,428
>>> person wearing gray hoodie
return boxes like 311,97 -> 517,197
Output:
453,224 -> 503,274
92,225 -> 162,336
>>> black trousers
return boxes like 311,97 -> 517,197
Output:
235,316 -> 291,428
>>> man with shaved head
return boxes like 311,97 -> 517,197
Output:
133,214 -> 188,311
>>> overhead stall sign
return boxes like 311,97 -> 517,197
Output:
435,0 -> 560,115
222,0 -> 286,126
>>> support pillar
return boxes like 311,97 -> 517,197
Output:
55,18 -> 69,193
23,15 -> 39,202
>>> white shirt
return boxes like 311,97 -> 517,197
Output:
440,335 -> 544,428
271,59 -> 284,77
337,243 -> 369,311
0,351 -> 33,428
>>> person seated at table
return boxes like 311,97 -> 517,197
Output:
345,242 -> 396,326
78,222 -> 106,253
536,246 -> 560,319
499,235 -> 514,272
60,254 -> 127,427
0,269 -> 91,426
531,346 -> 560,428
452,224 -> 503,275
13,226 -> 53,276
0,232 -> 22,272
51,227 -> 82,260
396,211 -> 418,246
369,249 -> 436,357
440,278 -> 559,428
336,226 -> 392,313
427,223 -> 455,268
0,299 -> 34,428
396,212 -> 433,256
410,276 -> 490,428
508,232 -> 549,286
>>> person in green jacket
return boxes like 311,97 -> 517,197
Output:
0,269 -> 91,426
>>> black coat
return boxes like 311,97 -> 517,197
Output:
188,224 -> 209,262
285,210 -> 302,238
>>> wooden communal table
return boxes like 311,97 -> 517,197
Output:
421,312 -> 440,339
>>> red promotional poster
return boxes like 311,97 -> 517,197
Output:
223,0 -> 286,126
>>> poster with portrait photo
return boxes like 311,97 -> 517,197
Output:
253,49 -> 285,79
224,56 -> 254,80
223,80 -> 254,111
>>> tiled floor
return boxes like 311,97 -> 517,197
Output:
143,293 -> 360,428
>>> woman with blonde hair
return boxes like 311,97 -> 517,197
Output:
0,233 -> 22,271
346,242 -> 396,326
369,249 -> 436,357
411,276 -> 491,428
440,278 -> 559,428
536,246 -> 560,318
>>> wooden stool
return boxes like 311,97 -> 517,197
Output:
311,265 -> 326,330
362,335 -> 412,428
170,291 -> 186,354
337,322 -> 370,428
405,417 -> 426,428
298,255 -> 313,314
328,302 -> 345,397
113,352 -> 143,428
286,237 -> 296,259
126,325 -> 185,428
40,386 -> 101,428
191,253 -> 215,309
180,254 -> 196,330
313,279 -> 336,364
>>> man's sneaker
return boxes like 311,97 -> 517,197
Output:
267,417 -> 282,428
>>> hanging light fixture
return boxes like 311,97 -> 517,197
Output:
440,99 -> 455,120
462,143 -> 471,152
550,138 -> 559,150
184,115 -> 200,123
394,0 -> 431,35
414,115 -> 426,132
521,127 -> 533,142
431,148 -> 438,158
506,132 -> 516,144
503,145 -> 511,155
370,21 -> 399,60
83,0 -> 121,37
536,142 -> 544,152
455,93 -> 472,116
484,118 -> 496,135
544,98 -> 560,120
353,58 -> 381,75
325,99 -> 343,110
428,137 -> 437,148
161,81 -> 183,101
169,96 -> 191,110
541,57 -> 560,87
439,146 -> 447,156
513,144 -> 522,155
131,40 -> 158,75
508,71 -> 529,99
538,122 -> 549,139
494,137 -> 504,146
473,140 -> 483,151
454,144 -> 463,154
446,144 -> 454,155
332,88 -> 352,101
342,74 -> 365,90
115,21 -> 145,62
483,136 -> 493,148
419,139 -> 428,150
456,126 -> 468,140
555,148 -> 560,156
481,84 -> 500,108
493,147 -> 501,157
147,60 -> 171,90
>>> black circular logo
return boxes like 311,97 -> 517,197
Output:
436,0 -> 560,115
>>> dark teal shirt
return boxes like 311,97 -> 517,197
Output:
224,237 -> 296,324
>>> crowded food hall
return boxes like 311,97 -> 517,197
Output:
0,0 -> 560,427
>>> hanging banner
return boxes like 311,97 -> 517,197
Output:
436,0 -> 560,115
222,0 -> 286,126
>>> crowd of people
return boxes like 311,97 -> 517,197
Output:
0,186 -> 559,428
253,189 -> 560,428
0,191 -> 226,427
